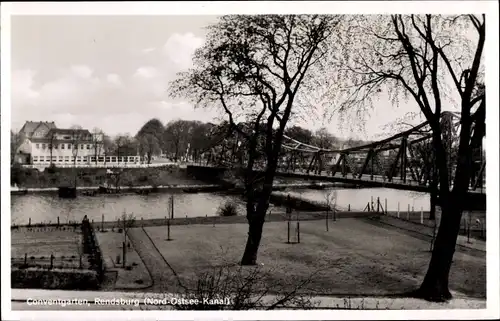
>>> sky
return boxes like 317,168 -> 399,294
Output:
11,15 -> 429,140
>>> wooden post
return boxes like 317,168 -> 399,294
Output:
171,195 -> 175,219
122,242 -> 126,268
297,222 -> 300,244
377,197 -> 380,213
29,217 -> 31,227
57,216 -> 60,227
50,254 -> 54,270
407,204 -> 410,220
326,208 -> 329,232
385,198 -> 387,214
371,196 -> 374,211
348,204 -> 351,212
287,221 -> 290,244
102,214 -> 104,231
24,253 -> 27,266
420,207 -> 424,224
397,202 -> 400,218
141,217 -> 143,227
167,218 -> 171,241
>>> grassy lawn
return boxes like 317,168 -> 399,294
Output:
95,231 -> 152,290
143,218 -> 485,298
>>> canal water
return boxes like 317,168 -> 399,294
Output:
11,187 -> 429,226
279,187 -> 430,212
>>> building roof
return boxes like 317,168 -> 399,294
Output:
19,121 -> 57,136
47,128 -> 92,136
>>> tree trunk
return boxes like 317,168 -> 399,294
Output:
240,214 -> 265,265
416,197 -> 462,301
429,192 -> 437,220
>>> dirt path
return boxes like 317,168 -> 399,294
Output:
127,228 -> 182,292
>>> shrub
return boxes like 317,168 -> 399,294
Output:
217,201 -> 239,217
47,164 -> 57,174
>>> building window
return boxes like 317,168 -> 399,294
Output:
52,156 -> 57,161
42,144 -> 46,149
67,144 -> 71,149
80,144 -> 84,150
87,144 -> 91,149
61,144 -> 65,149
64,156 -> 70,162
33,156 -> 38,161
36,144 -> 40,149
40,156 -> 44,161
59,157 -> 63,162
54,144 -> 58,149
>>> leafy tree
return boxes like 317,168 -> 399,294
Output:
284,125 -> 314,145
171,15 -> 341,265
137,119 -> 164,142
339,14 -> 485,301
138,133 -> 161,164
313,127 -> 338,149
164,119 -> 191,161
114,134 -> 137,159
136,118 -> 165,161
10,130 -> 23,164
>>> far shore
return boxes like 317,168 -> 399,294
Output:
10,181 -> 347,195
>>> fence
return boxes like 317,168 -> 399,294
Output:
11,254 -> 88,270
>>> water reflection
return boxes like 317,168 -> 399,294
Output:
280,188 -> 430,211
11,193 -> 251,225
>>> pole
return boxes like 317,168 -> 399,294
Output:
385,198 -> 387,214
287,221 -> 290,244
371,196 -> 374,211
57,216 -> 60,227
29,217 -> 31,227
407,204 -> 410,220
326,208 -> 329,231
297,222 -> 300,244
397,202 -> 400,218
171,195 -> 175,219
122,242 -> 126,268
167,218 -> 171,241
348,204 -> 350,212
377,197 -> 380,213
420,207 -> 423,224
102,213 -> 104,231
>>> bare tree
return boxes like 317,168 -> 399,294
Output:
171,15 -> 342,265
70,125 -> 84,188
336,14 -> 485,301
324,189 -> 338,231
48,130 -> 57,166
120,212 -> 136,268
91,127 -> 104,164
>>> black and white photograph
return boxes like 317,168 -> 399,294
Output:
1,1 -> 499,320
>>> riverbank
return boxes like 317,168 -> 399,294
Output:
11,165 -> 190,189
10,181 -> 342,195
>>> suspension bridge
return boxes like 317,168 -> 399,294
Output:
190,112 -> 485,201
